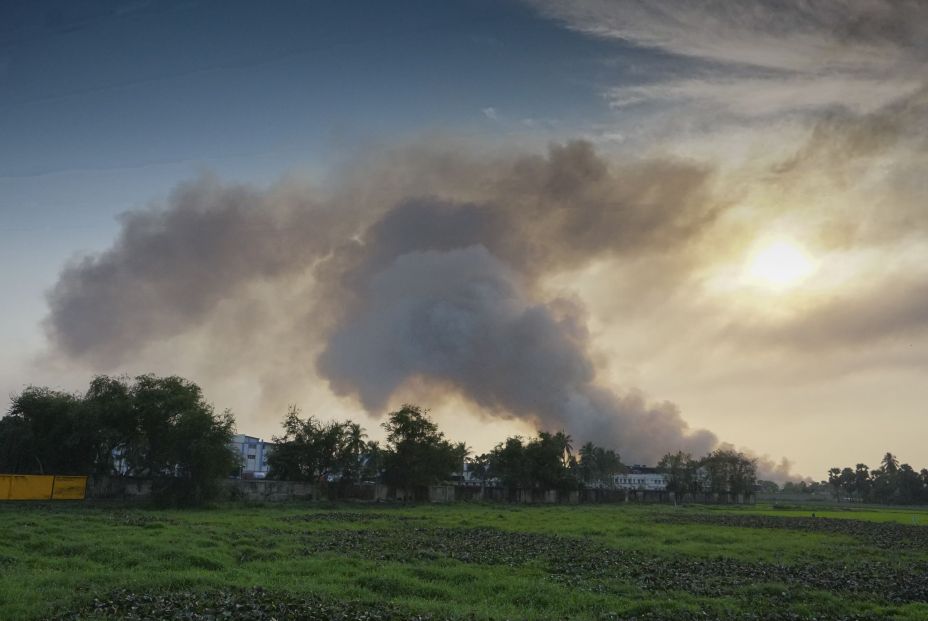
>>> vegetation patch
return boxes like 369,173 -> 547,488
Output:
303,524 -> 928,604
302,526 -> 576,566
550,546 -> 928,604
49,587 -> 900,621
5,504 -> 928,621
282,511 -> 422,523
51,588 -> 423,620
655,513 -> 928,551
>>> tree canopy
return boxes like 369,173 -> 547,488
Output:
0,374 -> 238,505
828,452 -> 928,504
267,407 -> 369,484
380,404 -> 465,491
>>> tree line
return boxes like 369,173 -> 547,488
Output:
0,375 -> 236,505
1,375 -> 758,504
270,404 -> 758,496
826,453 -> 928,505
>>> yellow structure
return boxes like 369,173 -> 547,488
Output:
0,475 -> 87,500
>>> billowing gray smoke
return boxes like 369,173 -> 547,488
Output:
45,141 -> 720,462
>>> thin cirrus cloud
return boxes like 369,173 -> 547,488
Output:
607,76 -> 924,118
526,0 -> 928,117
524,0 -> 926,72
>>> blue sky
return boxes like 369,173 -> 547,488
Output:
0,0 -> 667,299
1,0 -> 665,180
1,0 -> 654,366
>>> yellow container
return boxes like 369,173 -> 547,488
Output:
0,474 -> 87,500
52,476 -> 88,500
8,475 -> 54,500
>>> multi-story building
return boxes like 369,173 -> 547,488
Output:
230,434 -> 273,479
613,466 -> 668,491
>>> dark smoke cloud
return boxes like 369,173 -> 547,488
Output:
45,140 -> 723,462
318,246 -> 716,459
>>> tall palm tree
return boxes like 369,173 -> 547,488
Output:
578,442 -> 596,484
343,421 -> 367,482
454,442 -> 471,477
554,431 -> 573,467
362,440 -> 383,481
882,452 -> 899,474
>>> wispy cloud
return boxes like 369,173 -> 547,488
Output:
526,0 -> 926,73
527,0 -> 928,118
607,75 -> 923,117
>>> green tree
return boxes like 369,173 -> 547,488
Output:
467,453 -> 492,486
853,464 -> 871,500
658,451 -> 697,495
757,480 -> 780,494
701,449 -> 757,495
489,437 -> 531,489
82,375 -> 136,475
828,467 -> 843,500
1,387 -> 93,475
870,466 -> 895,503
580,442 -> 624,487
896,464 -> 923,504
491,431 -> 579,491
341,422 -> 368,483
381,405 -> 461,494
361,440 -> 384,481
882,452 -> 899,475
1,374 -> 238,505
839,467 -> 856,499
553,431 -> 573,467
267,407 -> 355,483
127,375 -> 237,505
160,399 -> 237,505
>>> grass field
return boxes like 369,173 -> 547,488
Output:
2,501 -> 928,620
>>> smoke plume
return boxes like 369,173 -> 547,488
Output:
46,140 -> 724,463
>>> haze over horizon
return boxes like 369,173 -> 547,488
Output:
2,0 -> 927,481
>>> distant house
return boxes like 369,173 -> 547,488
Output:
613,466 -> 668,491
230,434 -> 273,479
457,460 -> 500,487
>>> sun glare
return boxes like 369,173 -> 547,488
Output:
745,239 -> 816,290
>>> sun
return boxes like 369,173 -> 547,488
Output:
744,239 -> 816,290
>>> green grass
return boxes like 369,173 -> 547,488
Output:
2,501 -> 928,620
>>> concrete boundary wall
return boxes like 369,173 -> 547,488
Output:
84,476 -> 754,505
226,479 -> 319,502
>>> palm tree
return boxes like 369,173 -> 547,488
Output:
361,440 -> 383,481
554,431 -> 573,467
345,422 -> 367,455
342,421 -> 367,482
854,464 -> 871,500
454,442 -> 471,477
578,442 -> 596,484
881,452 -> 899,474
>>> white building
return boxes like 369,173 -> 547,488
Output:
230,434 -> 273,478
613,466 -> 668,491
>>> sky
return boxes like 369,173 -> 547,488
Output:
2,0 -> 927,480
